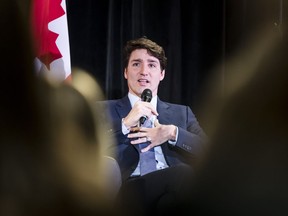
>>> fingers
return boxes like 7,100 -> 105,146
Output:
128,131 -> 144,138
141,144 -> 153,153
125,101 -> 158,128
130,139 -> 148,145
128,131 -> 152,145
154,119 -> 160,127
135,101 -> 159,117
145,102 -> 158,116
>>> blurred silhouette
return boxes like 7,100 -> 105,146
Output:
182,27 -> 288,215
0,0 -> 119,215
68,68 -> 121,199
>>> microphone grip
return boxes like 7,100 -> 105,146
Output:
139,115 -> 148,125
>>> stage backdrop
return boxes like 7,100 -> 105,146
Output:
66,0 -> 284,122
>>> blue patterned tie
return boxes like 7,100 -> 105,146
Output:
139,119 -> 157,176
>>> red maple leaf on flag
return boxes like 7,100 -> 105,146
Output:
31,0 -> 65,69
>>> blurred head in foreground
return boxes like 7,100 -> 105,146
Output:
187,27 -> 288,215
0,0 -> 117,215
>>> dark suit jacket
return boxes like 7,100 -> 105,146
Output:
104,95 -> 206,180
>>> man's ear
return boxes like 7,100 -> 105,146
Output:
124,68 -> 128,79
160,70 -> 165,81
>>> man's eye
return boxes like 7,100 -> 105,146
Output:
149,64 -> 156,68
132,63 -> 140,67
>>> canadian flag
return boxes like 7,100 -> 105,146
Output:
31,0 -> 71,81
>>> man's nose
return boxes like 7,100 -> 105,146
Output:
140,65 -> 149,75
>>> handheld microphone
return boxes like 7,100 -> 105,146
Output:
139,88 -> 152,125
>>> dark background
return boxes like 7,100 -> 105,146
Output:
66,0 -> 286,123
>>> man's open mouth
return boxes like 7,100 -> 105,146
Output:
138,79 -> 149,83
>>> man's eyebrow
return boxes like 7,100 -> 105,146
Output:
147,59 -> 159,64
130,58 -> 159,64
130,58 -> 142,62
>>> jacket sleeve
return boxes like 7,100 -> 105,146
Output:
173,106 -> 207,156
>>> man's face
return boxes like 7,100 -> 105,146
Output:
124,49 -> 165,97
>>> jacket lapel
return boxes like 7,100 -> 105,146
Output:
115,96 -> 132,119
157,99 -> 170,125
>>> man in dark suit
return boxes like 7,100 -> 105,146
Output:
104,37 -> 206,215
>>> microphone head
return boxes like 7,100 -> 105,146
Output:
141,89 -> 152,102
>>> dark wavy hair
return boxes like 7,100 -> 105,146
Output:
123,37 -> 167,71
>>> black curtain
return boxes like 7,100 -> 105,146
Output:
66,0 -> 223,110
66,0 -> 285,124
